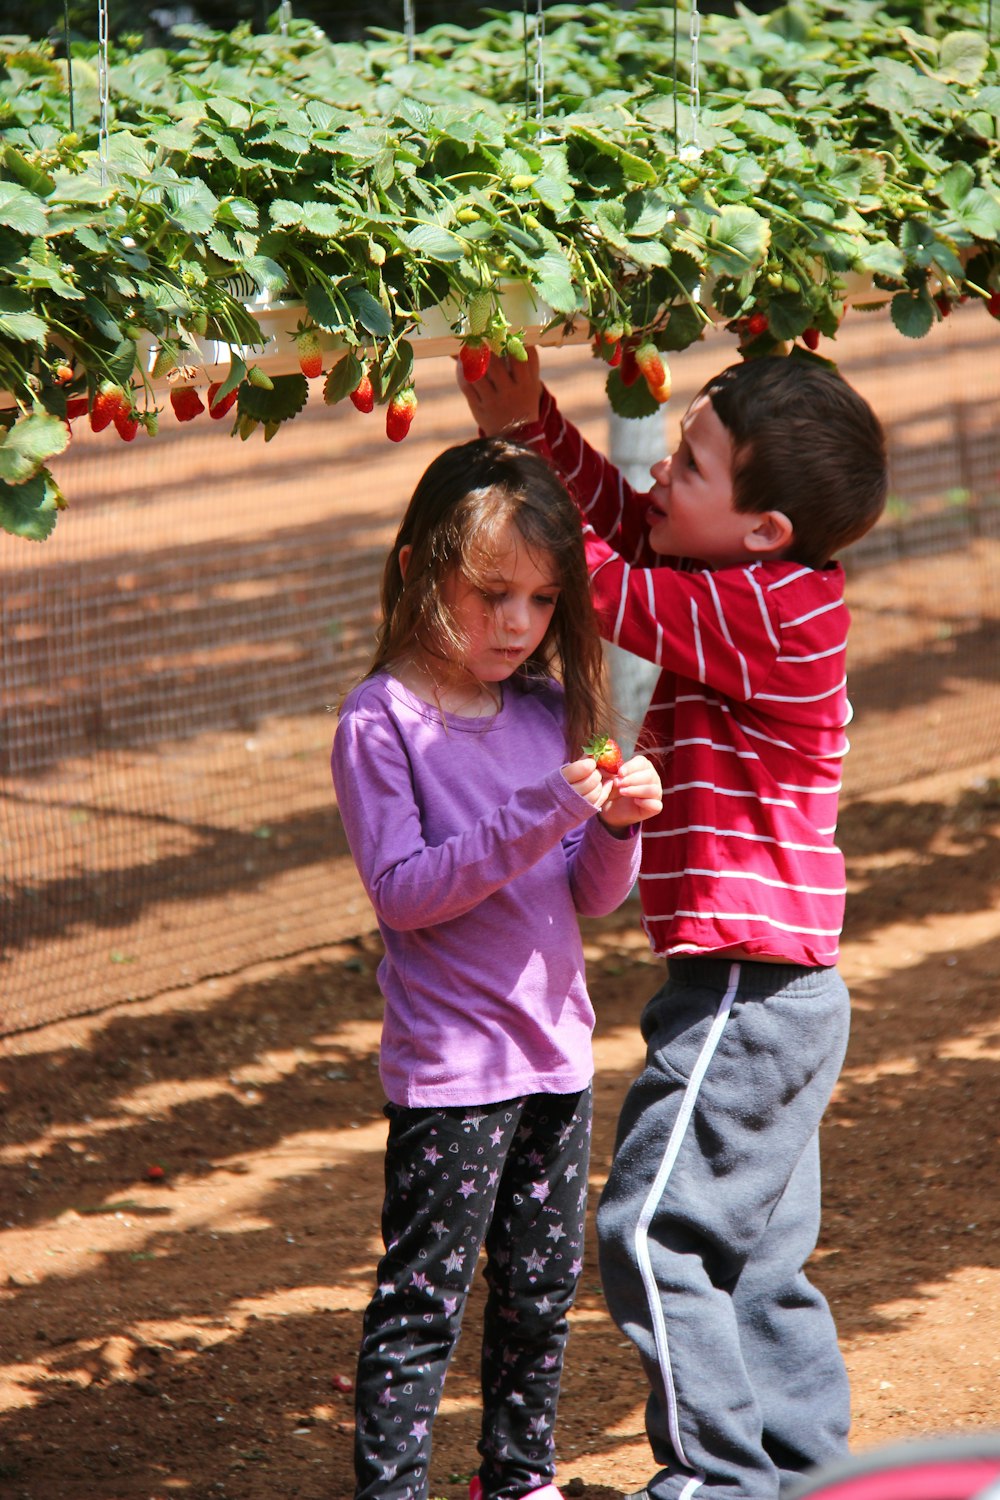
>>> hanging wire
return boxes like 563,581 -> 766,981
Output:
62,0 -> 75,132
97,0 -> 110,186
522,0 -> 545,123
533,0 -> 546,124
403,0 -> 415,64
671,0 -> 679,153
681,0 -> 703,161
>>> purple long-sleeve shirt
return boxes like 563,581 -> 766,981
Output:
331,672 -> 641,1107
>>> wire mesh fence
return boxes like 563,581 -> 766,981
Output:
2,304 -> 999,1037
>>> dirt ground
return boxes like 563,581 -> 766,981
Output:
3,748 -> 1000,1499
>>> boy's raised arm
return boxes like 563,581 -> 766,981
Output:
457,349 -> 660,566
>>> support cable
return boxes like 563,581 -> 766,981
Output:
63,0 -> 75,132
97,0 -> 110,186
404,0 -> 415,64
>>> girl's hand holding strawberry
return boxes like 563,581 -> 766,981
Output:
595,753 -> 662,836
561,756 -> 615,813
562,752 -> 662,837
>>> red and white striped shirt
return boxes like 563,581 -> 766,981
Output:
520,389 -> 852,967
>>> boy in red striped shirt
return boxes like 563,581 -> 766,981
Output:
459,351 -> 888,1500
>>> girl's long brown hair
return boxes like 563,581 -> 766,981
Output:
366,436 -> 609,756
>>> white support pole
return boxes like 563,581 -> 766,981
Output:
606,408 -> 666,752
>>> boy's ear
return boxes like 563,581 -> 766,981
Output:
398,543 -> 412,579
744,509 -> 793,557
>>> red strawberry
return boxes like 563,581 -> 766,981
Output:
90,381 -> 127,433
170,386 -> 205,422
934,293 -> 952,317
66,395 -> 90,422
620,346 -> 641,387
207,382 -> 238,419
593,332 -> 622,366
986,292 -> 1000,319
386,387 -> 417,442
634,342 -> 666,390
802,327 -> 821,351
114,407 -> 140,442
459,339 -> 491,384
350,373 -> 375,413
745,311 -> 769,337
294,323 -> 324,379
54,362 -> 74,386
583,733 -> 623,778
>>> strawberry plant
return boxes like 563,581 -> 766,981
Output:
0,0 -> 997,539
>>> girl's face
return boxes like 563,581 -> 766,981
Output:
440,520 -> 561,685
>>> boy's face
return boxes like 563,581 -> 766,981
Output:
647,393 -> 760,567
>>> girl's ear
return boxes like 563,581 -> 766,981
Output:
745,509 -> 793,557
398,543 -> 412,579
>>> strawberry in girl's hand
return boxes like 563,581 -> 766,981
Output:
350,373 -> 374,413
459,339 -> 491,384
90,381 -> 127,432
294,323 -> 324,378
207,382 -> 238,419
170,386 -> 205,422
583,733 -> 623,778
386,387 -> 417,442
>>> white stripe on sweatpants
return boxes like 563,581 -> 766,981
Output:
633,961 -> 741,1483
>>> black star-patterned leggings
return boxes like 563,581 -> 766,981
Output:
353,1087 -> 593,1500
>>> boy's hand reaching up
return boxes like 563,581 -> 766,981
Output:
457,345 -> 544,435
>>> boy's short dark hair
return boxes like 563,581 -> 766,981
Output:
704,357 -> 888,568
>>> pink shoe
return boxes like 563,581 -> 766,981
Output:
469,1482 -> 562,1500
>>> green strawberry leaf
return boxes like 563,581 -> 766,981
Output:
0,467 -> 62,541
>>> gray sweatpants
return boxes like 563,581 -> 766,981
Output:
597,958 -> 851,1500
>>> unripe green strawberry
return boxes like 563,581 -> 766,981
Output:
207,381 -> 238,419
294,322 -> 323,379
350,373 -> 375,413
468,291 -> 492,336
170,386 -> 205,422
634,342 -> 667,390
506,335 -> 528,363
151,343 -> 178,380
459,339 -> 491,384
386,387 -> 417,442
246,364 -> 273,390
90,381 -> 127,433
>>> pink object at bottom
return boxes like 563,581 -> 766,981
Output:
469,1482 -> 563,1500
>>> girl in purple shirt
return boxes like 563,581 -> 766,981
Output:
332,437 -> 661,1500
